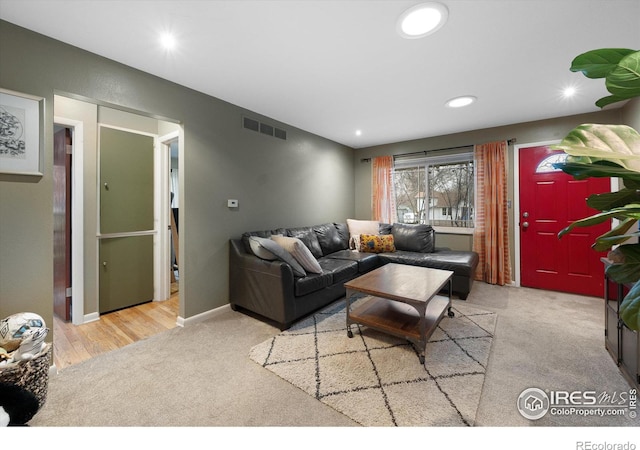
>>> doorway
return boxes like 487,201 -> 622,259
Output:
53,126 -> 72,321
164,134 -> 180,299
515,142 -> 613,297
53,96 -> 182,369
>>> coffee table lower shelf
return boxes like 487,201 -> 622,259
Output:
347,295 -> 453,364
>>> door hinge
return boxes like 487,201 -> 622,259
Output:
66,287 -> 72,297
604,329 -> 607,337
66,144 -> 73,155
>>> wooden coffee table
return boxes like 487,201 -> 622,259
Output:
344,263 -> 454,366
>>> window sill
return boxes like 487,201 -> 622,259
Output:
432,226 -> 474,235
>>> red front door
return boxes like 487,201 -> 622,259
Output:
519,145 -> 611,297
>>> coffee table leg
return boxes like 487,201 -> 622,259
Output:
447,278 -> 455,318
418,303 -> 427,364
346,288 -> 354,338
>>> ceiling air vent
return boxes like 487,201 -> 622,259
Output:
274,128 -> 287,140
242,115 -> 287,140
260,123 -> 274,137
243,117 -> 260,132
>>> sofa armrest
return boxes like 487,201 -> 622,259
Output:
229,239 -> 296,325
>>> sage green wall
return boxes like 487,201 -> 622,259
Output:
0,21 -> 355,330
354,108 -> 625,277
622,98 -> 640,130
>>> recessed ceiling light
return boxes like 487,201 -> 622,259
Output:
397,2 -> 449,39
446,96 -> 477,108
562,86 -> 577,98
355,130 -> 362,136
160,32 -> 176,51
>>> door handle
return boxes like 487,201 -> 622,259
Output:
522,222 -> 529,228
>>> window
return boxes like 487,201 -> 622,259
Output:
535,153 -> 568,173
393,152 -> 474,230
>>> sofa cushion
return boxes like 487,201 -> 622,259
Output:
379,222 -> 393,235
392,223 -> 435,253
294,272 -> 333,297
378,250 -> 478,277
335,223 -> 350,244
419,250 -> 479,277
247,236 -> 306,277
318,258 -> 358,284
359,234 -> 396,253
286,227 -> 324,258
324,250 -> 381,273
313,223 -> 348,255
271,235 -> 323,274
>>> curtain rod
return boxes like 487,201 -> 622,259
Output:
359,138 -> 517,163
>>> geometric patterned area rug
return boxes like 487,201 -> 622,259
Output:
249,298 -> 497,426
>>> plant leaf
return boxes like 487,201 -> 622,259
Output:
553,161 -> 640,182
622,178 -> 640,189
605,51 -> 640,100
570,48 -> 636,79
558,204 -> 640,239
552,124 -> 640,172
596,95 -> 628,108
586,188 -> 640,211
592,219 -> 638,251
595,231 -> 640,250
592,233 -> 640,252
620,281 -> 640,331
605,244 -> 640,284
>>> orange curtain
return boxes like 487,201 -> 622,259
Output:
473,141 -> 511,285
372,156 -> 397,223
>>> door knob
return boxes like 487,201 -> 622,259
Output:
103,261 -> 107,267
104,182 -> 109,190
523,212 -> 529,218
522,222 -> 529,228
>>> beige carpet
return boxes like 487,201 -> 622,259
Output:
249,299 -> 497,426
29,282 -> 639,429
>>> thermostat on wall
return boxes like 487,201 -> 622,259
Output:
228,199 -> 239,208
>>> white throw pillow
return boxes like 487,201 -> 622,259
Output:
271,235 -> 323,274
347,219 -> 380,252
347,219 -> 379,238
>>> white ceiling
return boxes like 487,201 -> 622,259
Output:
1,0 -> 639,148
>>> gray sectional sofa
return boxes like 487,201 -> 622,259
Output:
228,222 -> 478,330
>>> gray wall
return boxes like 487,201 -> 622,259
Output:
354,107 -> 630,276
0,20 -> 355,330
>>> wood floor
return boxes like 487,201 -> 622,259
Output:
53,283 -> 179,370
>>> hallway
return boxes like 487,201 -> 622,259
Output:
53,284 -> 179,370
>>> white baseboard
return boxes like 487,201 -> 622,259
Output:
176,303 -> 231,327
83,312 -> 100,324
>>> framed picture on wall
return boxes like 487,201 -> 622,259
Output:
0,88 -> 44,176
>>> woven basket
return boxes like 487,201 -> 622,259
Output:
0,344 -> 52,410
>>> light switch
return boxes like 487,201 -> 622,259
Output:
228,199 -> 239,208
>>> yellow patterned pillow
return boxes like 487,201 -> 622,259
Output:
359,234 -> 395,253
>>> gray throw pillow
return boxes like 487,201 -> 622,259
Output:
248,236 -> 307,277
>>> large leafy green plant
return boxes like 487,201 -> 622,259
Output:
553,48 -> 640,331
